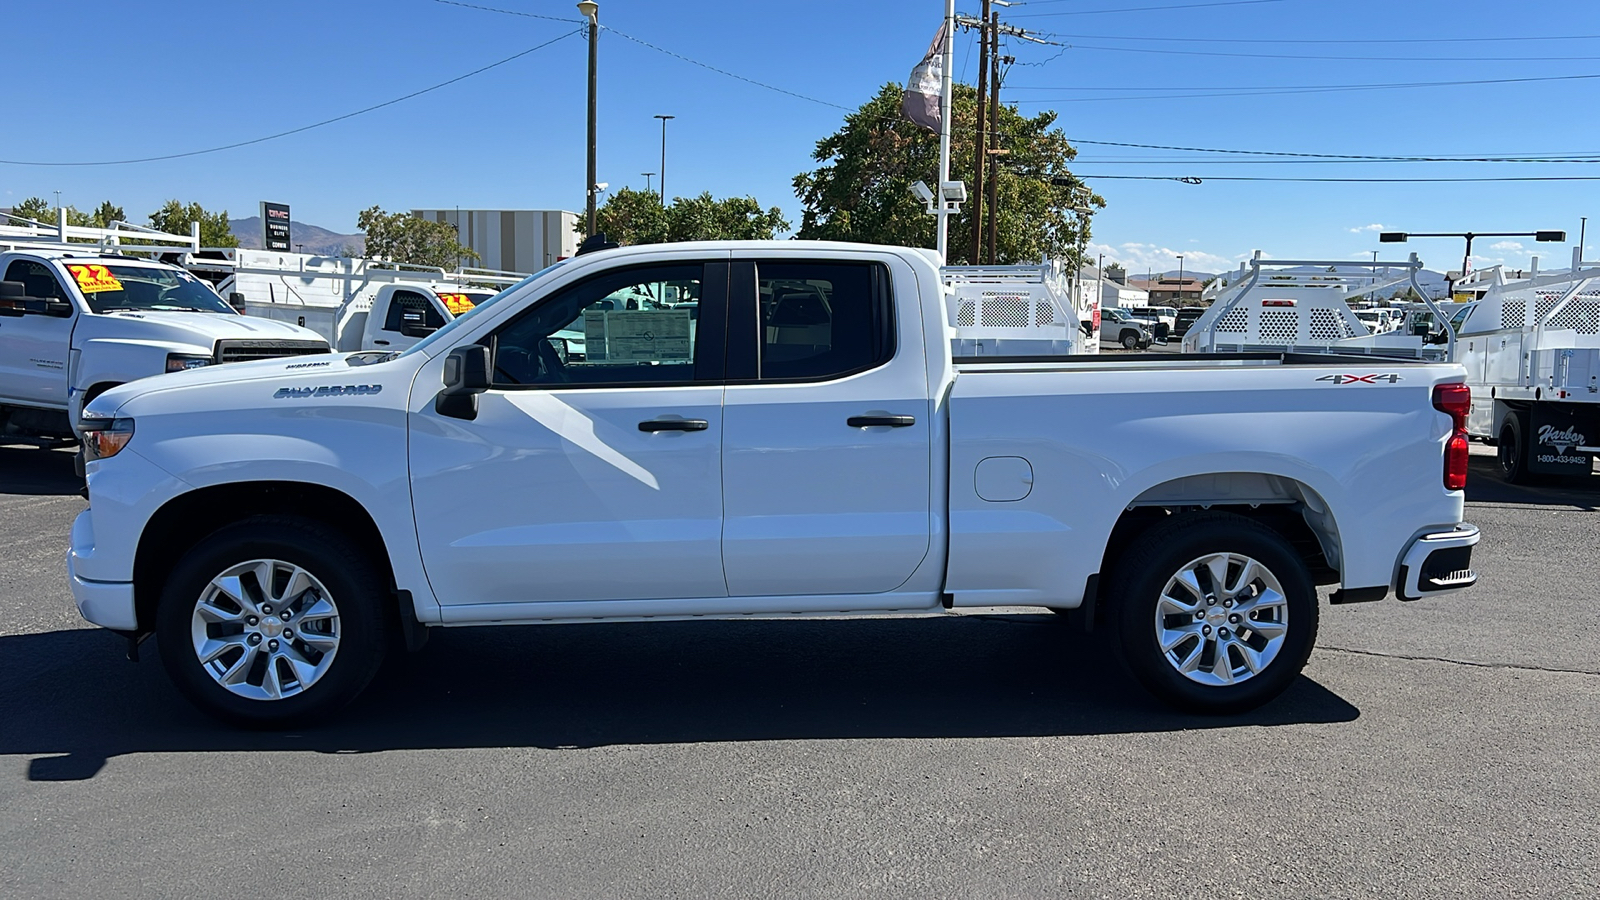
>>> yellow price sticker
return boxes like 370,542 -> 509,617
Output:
66,264 -> 124,294
439,293 -> 476,315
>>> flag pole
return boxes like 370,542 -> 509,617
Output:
936,0 -> 955,262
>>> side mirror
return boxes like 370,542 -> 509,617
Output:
0,281 -> 24,317
41,298 -> 74,318
435,344 -> 490,420
401,322 -> 440,339
228,291 -> 246,312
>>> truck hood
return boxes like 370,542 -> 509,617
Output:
79,310 -> 326,348
87,351 -> 414,417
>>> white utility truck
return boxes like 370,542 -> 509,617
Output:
0,216 -> 329,442
941,262 -> 1097,357
69,240 -> 1480,726
184,248 -> 527,354
1448,251 -> 1600,482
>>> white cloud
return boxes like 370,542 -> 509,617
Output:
1489,241 -> 1524,252
1348,223 -> 1387,234
1087,241 -> 1234,275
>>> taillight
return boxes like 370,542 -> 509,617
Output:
1432,382 -> 1471,491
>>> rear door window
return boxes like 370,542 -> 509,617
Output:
729,261 -> 894,382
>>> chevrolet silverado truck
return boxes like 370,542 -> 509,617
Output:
1,245 -> 329,441
68,240 -> 1480,725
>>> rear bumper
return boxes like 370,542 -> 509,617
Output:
1397,523 -> 1480,601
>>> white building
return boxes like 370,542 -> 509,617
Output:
1080,265 -> 1149,309
412,209 -> 579,272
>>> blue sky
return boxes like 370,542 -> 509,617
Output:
6,0 -> 1600,276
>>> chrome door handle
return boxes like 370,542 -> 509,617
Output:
848,415 -> 915,428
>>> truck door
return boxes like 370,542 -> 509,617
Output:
367,286 -> 447,350
0,259 -> 76,408
409,259 -> 731,608
720,257 -> 932,597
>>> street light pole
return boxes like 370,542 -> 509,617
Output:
578,1 -> 599,235
1176,254 -> 1184,307
642,172 -> 654,194
654,114 -> 674,205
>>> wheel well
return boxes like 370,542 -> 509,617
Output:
82,382 -> 121,405
1093,475 -> 1343,617
132,481 -> 393,634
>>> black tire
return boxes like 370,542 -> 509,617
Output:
1110,512 -> 1317,715
1498,412 -> 1531,484
156,515 -> 393,727
1120,331 -> 1139,350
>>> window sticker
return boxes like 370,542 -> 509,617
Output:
438,293 -> 475,315
66,264 -> 124,294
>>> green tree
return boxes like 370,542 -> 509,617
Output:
89,201 -> 125,228
149,200 -> 238,247
590,188 -> 789,245
793,83 -> 1102,266
10,197 -> 127,241
10,196 -> 54,225
358,206 -> 479,269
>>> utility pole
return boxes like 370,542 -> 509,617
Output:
936,0 -> 955,262
970,0 -> 990,266
579,1 -> 599,235
654,114 -> 674,205
985,12 -> 1003,266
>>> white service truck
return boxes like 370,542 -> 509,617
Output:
69,240 -> 1480,726
185,248 -> 526,354
1448,252 -> 1600,482
0,219 -> 329,442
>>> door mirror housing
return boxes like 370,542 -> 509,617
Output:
401,322 -> 439,339
436,343 -> 490,420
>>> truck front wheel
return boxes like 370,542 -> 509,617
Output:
1110,512 -> 1317,714
1120,331 -> 1139,350
156,516 -> 392,727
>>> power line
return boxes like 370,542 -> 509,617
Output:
1075,174 -> 1600,183
1072,156 -> 1600,164
1006,72 -> 1600,93
431,0 -> 582,24
1064,137 -> 1600,163
1051,42 -> 1600,62
1007,71 -> 1600,104
436,0 -> 854,110
1012,0 -> 1287,17
0,29 -> 582,167
1044,30 -> 1600,45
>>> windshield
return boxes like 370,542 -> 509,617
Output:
400,263 -> 565,358
70,263 -> 235,314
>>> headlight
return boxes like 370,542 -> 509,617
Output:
81,417 -> 135,461
166,353 -> 212,373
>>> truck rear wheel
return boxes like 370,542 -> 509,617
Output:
156,516 -> 392,727
1110,512 -> 1317,715
1497,412 -> 1530,484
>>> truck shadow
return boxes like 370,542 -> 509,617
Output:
3,616 -> 1358,781
0,446 -> 81,497
1465,454 -> 1600,510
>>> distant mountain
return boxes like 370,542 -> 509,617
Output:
1270,264 -> 1450,299
229,217 -> 364,257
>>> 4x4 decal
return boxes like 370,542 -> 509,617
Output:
1316,373 -> 1403,385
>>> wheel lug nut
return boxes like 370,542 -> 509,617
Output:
1229,613 -> 1240,624
1194,611 -> 1205,621
1219,627 -> 1230,639
281,611 -> 292,621
1223,598 -> 1234,608
1206,598 -> 1216,606
246,616 -> 258,626
248,633 -> 262,645
268,639 -> 279,651
1202,624 -> 1212,635
283,629 -> 293,639
261,605 -> 273,615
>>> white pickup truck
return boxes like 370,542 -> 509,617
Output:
0,243 -> 330,441
68,240 -> 1481,726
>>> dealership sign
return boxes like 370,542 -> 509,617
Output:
261,201 -> 291,252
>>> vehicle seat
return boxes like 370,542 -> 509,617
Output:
766,286 -> 832,347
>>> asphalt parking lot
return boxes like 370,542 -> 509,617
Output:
1,444 -> 1595,899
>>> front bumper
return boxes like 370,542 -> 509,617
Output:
67,555 -> 137,630
1397,523 -> 1480,601
67,509 -> 137,629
